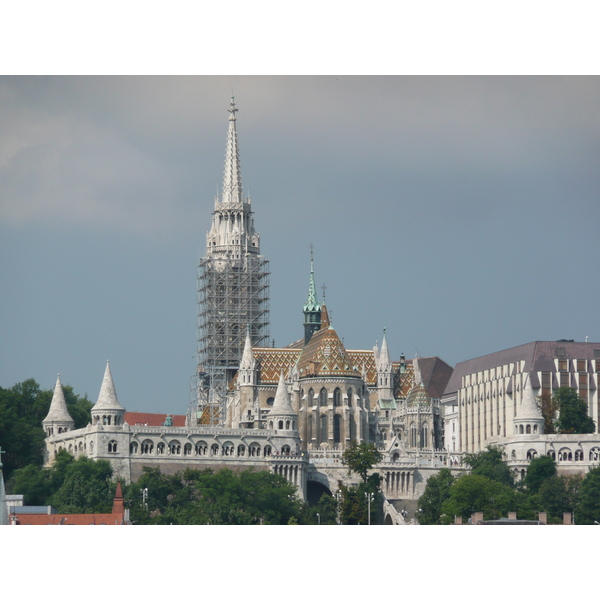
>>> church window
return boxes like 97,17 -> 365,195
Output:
320,388 -> 328,407
282,445 -> 291,455
308,415 -> 313,441
308,389 -> 314,407
320,414 -> 328,443
279,420 -> 284,430
410,423 -> 417,448
196,441 -> 207,455
108,440 -> 118,453
526,424 -> 531,434
333,414 -> 341,443
130,442 -> 138,454
347,388 -> 352,407
157,442 -> 165,455
169,441 -> 181,455
222,442 -> 234,456
334,388 -> 341,407
285,420 -> 290,430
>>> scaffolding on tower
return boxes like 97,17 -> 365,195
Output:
188,252 -> 270,427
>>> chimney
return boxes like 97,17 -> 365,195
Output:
563,512 -> 572,525
508,511 -> 517,520
471,511 -> 484,524
538,512 -> 547,524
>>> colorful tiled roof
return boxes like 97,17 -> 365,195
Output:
254,348 -> 302,384
297,326 -> 360,379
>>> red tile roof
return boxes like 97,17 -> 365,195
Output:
124,412 -> 186,427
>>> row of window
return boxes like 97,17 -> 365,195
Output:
303,387 -> 361,408
130,440 -> 294,458
515,447 -> 600,462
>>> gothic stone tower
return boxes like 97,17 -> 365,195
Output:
194,98 -> 271,425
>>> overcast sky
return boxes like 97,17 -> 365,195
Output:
1,76 -> 599,413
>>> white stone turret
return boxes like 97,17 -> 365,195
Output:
42,374 -> 75,436
268,372 -> 297,431
514,375 -> 545,435
91,362 -> 125,426
239,327 -> 257,386
375,329 -> 394,401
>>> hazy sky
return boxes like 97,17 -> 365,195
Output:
1,76 -> 599,414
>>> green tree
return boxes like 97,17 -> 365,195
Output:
554,387 -> 595,434
441,474 -> 516,521
1,379 -> 92,481
524,454 -> 557,494
576,466 -> 600,524
131,468 -> 304,525
418,468 -> 455,524
464,445 -> 514,487
50,455 -> 114,513
537,392 -> 558,434
301,491 -> 338,525
341,441 -> 382,484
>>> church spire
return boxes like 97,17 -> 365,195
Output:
303,247 -> 321,345
221,96 -> 243,205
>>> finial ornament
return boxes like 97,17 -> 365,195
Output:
228,96 -> 238,121
321,283 -> 327,302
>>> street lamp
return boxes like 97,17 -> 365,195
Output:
316,512 -> 320,525
333,490 -> 343,525
364,492 -> 374,525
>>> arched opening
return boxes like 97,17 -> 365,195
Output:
306,481 -> 332,507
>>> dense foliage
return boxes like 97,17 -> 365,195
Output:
125,467 -> 306,525
554,387 -> 595,434
417,446 -> 598,524
0,378 -> 93,481
339,441 -> 382,524
11,450 -> 116,512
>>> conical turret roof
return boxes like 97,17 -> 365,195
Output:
377,329 -> 391,372
42,374 -> 74,426
240,327 -> 256,370
271,372 -> 296,416
516,375 -> 544,423
0,457 -> 8,526
93,362 -> 124,411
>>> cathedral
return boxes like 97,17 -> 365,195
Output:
40,99 -> 456,520
38,98 -> 600,523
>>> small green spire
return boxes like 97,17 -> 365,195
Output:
303,245 -> 321,312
